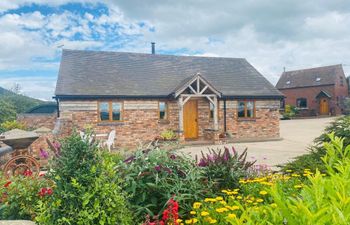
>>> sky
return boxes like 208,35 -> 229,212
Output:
0,0 -> 350,100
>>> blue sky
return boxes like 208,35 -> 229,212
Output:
0,1 -> 349,100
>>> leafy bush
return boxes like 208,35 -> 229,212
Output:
36,133 -> 132,225
282,115 -> 350,173
118,147 -> 214,221
160,130 -> 177,140
0,173 -> 52,220
282,104 -> 298,119
197,147 -> 255,191
185,134 -> 350,224
0,120 -> 26,132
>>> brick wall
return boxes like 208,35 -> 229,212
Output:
219,100 -> 280,139
54,98 -> 280,148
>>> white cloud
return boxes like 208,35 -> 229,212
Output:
0,75 -> 57,101
0,0 -> 350,100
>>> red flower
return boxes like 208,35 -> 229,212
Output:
47,188 -> 53,195
4,181 -> 11,188
23,169 -> 33,177
39,187 -> 47,197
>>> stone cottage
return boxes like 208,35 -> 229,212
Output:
54,49 -> 283,148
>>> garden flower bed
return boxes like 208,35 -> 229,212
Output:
0,116 -> 349,224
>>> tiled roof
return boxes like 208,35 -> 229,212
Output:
55,49 -> 283,98
276,64 -> 344,89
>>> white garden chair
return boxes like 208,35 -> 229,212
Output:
104,130 -> 116,152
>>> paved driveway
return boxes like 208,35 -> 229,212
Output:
180,117 -> 335,168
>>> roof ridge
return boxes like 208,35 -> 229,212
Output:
283,64 -> 342,74
62,48 -> 246,60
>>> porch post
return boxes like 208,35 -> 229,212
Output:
213,96 -> 218,130
178,95 -> 185,142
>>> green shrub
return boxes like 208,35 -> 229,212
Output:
282,104 -> 298,119
160,130 -> 177,140
0,173 -> 52,220
118,147 -> 214,221
36,133 -> 132,225
0,120 -> 26,131
185,134 -> 350,224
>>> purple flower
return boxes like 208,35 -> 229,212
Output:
163,167 -> 172,174
154,165 -> 162,172
198,159 -> 208,167
169,154 -> 176,160
39,148 -> 49,159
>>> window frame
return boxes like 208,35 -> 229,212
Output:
158,101 -> 169,121
296,98 -> 307,109
237,100 -> 256,119
97,100 -> 124,122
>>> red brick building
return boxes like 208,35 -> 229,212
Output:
276,64 -> 349,116
51,49 -> 283,148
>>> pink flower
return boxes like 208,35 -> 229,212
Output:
39,148 -> 49,159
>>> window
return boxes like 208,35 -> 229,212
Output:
316,77 -> 321,82
98,101 -> 123,121
340,76 -> 344,86
286,80 -> 291,85
296,98 -> 307,108
159,101 -> 168,120
237,100 -> 255,118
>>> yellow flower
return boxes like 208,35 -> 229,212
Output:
226,205 -> 240,211
215,196 -> 223,201
234,188 -> 239,192
291,173 -> 300,177
215,207 -> 229,213
236,196 -> 242,200
220,200 -> 227,205
185,218 -> 198,224
201,211 -> 210,216
256,198 -> 264,203
227,213 -> 236,219
193,202 -> 202,209
286,169 -> 293,173
176,219 -> 183,223
270,203 -> 277,208
205,217 -> 217,224
259,190 -> 268,195
204,198 -> 217,202
190,211 -> 196,215
294,185 -> 303,189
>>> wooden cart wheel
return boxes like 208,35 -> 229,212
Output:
3,155 -> 40,177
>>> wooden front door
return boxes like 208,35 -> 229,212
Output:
183,100 -> 198,139
319,98 -> 329,115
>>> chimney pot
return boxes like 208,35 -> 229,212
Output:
151,42 -> 155,54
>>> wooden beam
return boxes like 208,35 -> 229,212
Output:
178,97 -> 184,132
197,77 -> 200,93
188,85 -> 197,94
181,94 -> 217,98
183,96 -> 192,105
206,96 -> 215,105
213,96 -> 218,130
199,85 -> 208,94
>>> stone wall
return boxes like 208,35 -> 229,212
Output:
17,113 -> 57,130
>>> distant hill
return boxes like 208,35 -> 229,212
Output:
0,86 -> 45,123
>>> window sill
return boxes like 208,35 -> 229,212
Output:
158,119 -> 170,124
237,118 -> 257,122
97,121 -> 125,126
